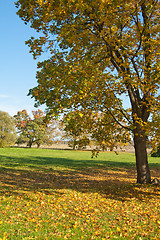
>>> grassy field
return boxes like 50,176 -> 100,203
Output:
0,148 -> 160,240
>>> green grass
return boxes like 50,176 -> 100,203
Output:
0,147 -> 159,171
0,148 -> 160,239
0,147 -> 136,169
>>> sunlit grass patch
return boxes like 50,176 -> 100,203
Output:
0,148 -> 160,239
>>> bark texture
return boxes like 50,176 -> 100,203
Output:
134,133 -> 151,184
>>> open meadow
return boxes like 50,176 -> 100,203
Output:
0,148 -> 160,239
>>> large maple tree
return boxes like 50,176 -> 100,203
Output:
16,0 -> 160,183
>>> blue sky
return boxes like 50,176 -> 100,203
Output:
0,0 -> 45,116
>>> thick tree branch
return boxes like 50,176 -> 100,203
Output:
106,108 -> 132,131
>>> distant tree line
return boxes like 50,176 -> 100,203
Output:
0,109 -> 160,157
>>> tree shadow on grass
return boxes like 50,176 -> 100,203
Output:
0,154 -> 160,202
0,154 -> 137,170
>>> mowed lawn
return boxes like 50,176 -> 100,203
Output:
0,148 -> 160,240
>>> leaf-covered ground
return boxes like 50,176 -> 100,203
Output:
0,148 -> 160,239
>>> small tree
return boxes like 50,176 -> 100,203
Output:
0,111 -> 16,147
62,111 -> 90,150
14,109 -> 57,148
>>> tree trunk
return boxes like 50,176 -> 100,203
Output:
28,140 -> 32,148
37,143 -> 40,148
133,133 -> 151,184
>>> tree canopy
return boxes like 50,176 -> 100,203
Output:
0,111 -> 17,147
16,0 -> 160,183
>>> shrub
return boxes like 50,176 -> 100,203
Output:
151,146 -> 160,157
